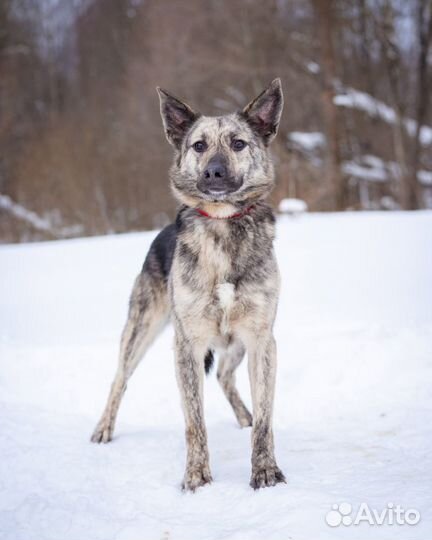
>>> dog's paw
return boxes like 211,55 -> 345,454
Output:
182,465 -> 212,492
250,465 -> 286,490
237,409 -> 253,428
90,421 -> 113,444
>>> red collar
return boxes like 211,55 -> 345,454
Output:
196,205 -> 255,220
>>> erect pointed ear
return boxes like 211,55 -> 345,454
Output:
157,87 -> 199,148
241,78 -> 284,145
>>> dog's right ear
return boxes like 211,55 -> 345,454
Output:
157,88 -> 199,149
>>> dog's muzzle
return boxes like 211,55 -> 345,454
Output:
197,156 -> 243,196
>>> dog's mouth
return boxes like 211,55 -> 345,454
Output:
196,177 -> 243,200
204,189 -> 232,200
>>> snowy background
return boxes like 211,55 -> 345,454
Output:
1,211 -> 431,540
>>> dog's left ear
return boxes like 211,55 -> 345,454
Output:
157,88 -> 199,149
241,78 -> 283,145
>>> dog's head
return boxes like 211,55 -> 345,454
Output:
157,80 -> 283,213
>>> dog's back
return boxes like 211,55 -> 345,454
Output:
142,222 -> 177,281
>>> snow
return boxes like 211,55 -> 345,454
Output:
0,193 -> 83,238
1,212 -> 432,540
278,198 -> 308,215
299,60 -> 432,147
342,161 -> 388,182
0,194 -> 54,234
306,61 -> 320,74
288,131 -> 325,151
342,157 -> 432,186
334,88 -> 397,123
334,88 -> 432,146
405,119 -> 432,146
362,154 -> 386,169
418,170 -> 432,186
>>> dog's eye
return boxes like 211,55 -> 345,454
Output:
232,139 -> 247,151
193,141 -> 207,153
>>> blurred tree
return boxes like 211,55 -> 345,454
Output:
1,0 -> 431,242
409,0 -> 432,209
312,0 -> 344,210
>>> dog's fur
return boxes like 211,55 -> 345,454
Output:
91,79 -> 285,491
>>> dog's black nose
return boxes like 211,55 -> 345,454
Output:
204,160 -> 227,181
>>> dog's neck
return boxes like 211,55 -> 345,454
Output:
196,201 -> 239,219
192,201 -> 255,219
196,204 -> 255,220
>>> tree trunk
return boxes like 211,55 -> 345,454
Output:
377,0 -> 417,209
313,0 -> 345,211
410,0 -> 432,209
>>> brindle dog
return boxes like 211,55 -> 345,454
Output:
91,79 -> 286,492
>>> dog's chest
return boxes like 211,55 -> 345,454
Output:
191,229 -> 243,325
196,233 -> 244,332
173,218 -> 263,333
215,282 -> 235,334
199,239 -> 237,305
199,231 -> 233,278
216,282 -> 235,311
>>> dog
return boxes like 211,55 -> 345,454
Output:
91,79 -> 285,491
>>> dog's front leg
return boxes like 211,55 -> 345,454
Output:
174,328 -> 212,492
247,332 -> 286,489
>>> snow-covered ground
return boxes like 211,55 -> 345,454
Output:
1,211 -> 431,540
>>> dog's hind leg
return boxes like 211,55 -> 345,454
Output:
217,340 -> 253,428
91,272 -> 169,443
